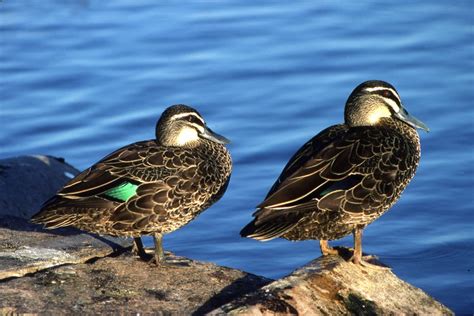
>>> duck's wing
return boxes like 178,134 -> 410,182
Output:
241,126 -> 413,240
265,125 -> 348,198
31,140 -> 198,229
57,140 -> 185,198
261,124 -> 348,206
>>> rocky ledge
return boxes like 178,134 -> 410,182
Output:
0,156 -> 452,315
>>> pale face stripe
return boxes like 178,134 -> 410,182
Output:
364,86 -> 401,113
170,112 -> 205,124
363,86 -> 400,100
187,122 -> 205,133
383,98 -> 401,113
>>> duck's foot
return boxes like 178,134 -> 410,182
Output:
320,240 -> 339,256
131,234 -> 190,267
152,259 -> 191,267
331,245 -> 391,269
349,253 -> 391,269
146,253 -> 190,267
145,233 -> 190,267
347,227 -> 388,268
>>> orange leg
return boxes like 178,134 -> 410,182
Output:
320,239 -> 338,256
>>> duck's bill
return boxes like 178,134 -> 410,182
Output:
200,126 -> 230,144
396,108 -> 430,132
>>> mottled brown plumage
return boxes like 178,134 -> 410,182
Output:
241,80 -> 428,265
32,104 -> 232,264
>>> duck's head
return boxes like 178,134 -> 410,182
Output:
156,104 -> 230,147
344,80 -> 429,132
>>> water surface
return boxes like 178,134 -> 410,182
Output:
1,1 -> 472,313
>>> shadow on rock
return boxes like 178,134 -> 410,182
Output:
0,155 -> 80,221
0,215 -> 82,236
193,274 -> 272,315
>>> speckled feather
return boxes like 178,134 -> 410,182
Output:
241,117 -> 420,241
32,137 -> 232,237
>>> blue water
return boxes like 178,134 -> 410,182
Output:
1,1 -> 473,313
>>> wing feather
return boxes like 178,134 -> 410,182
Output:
242,125 -> 414,240
56,140 -> 195,198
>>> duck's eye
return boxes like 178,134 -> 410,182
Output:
382,90 -> 391,97
185,115 -> 202,125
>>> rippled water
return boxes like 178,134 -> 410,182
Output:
1,1 -> 473,313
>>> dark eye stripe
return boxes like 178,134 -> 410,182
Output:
374,90 -> 401,106
183,114 -> 205,126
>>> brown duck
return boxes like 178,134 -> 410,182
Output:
32,104 -> 232,264
241,80 -> 428,265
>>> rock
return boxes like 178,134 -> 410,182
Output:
0,216 -> 130,280
210,254 -> 453,315
0,156 -> 453,315
0,155 -> 131,280
0,155 -> 272,314
0,155 -> 79,219
0,251 -> 271,315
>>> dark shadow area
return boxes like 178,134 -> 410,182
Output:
0,215 -> 82,236
192,273 -> 272,315
0,155 -> 81,220
0,215 -> 129,253
83,244 -> 131,264
332,246 -> 390,268
0,155 -> 130,259
84,232 -> 129,253
127,250 -> 192,267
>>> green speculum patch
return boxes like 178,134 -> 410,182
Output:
104,182 -> 138,202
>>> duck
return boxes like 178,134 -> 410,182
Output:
240,80 -> 429,265
32,104 -> 232,265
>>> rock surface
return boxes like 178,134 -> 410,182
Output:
210,253 -> 453,315
0,155 -> 131,280
0,250 -> 271,315
0,216 -> 130,280
0,156 -> 272,315
0,155 -> 79,219
0,156 -> 453,315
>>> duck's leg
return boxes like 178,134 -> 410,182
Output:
149,233 -> 189,267
132,237 -> 144,255
132,237 -> 152,260
320,240 -> 338,255
154,232 -> 165,264
350,228 -> 363,264
349,227 -> 390,269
